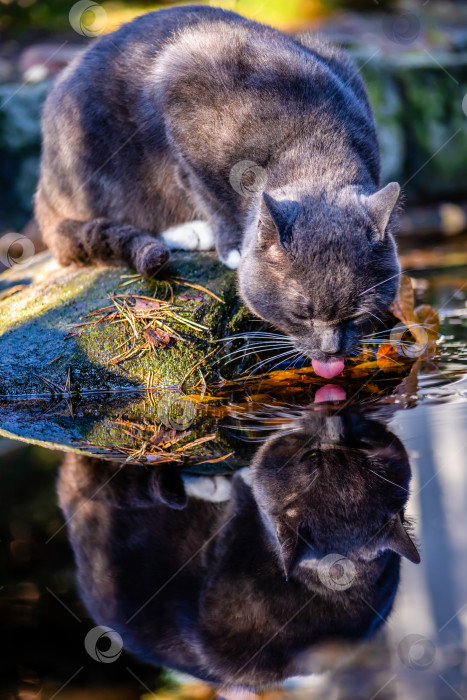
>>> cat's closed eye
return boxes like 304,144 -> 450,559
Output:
291,310 -> 310,322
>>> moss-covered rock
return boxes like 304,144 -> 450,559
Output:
0,251 -> 255,397
0,390 -> 249,473
0,251 -> 264,465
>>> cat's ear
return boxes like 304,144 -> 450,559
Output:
383,515 -> 420,563
361,182 -> 400,239
260,193 -> 300,248
149,467 -> 187,510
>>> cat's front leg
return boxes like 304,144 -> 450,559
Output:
215,225 -> 243,270
161,219 -> 243,270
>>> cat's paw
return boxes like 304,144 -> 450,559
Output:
160,221 -> 214,251
222,249 -> 241,269
135,241 -> 170,279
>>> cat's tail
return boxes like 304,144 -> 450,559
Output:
35,194 -> 170,279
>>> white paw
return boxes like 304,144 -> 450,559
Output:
223,249 -> 241,269
195,222 -> 215,250
160,220 -> 214,251
182,475 -> 232,503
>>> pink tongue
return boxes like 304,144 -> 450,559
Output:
315,384 -> 347,403
312,357 -> 345,379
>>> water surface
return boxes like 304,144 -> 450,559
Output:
1,259 -> 466,700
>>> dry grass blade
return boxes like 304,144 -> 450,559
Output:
0,284 -> 28,301
67,290 -> 214,367
174,433 -> 216,452
197,452 -> 234,464
90,415 -> 224,466
179,348 -> 219,389
168,276 -> 224,303
34,373 -> 66,393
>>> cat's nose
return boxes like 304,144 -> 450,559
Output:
319,327 -> 341,355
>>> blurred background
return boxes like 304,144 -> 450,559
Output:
1,0 -> 467,251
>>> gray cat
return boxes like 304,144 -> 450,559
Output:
36,5 -> 401,378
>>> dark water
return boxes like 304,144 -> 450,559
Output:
1,263 -> 467,700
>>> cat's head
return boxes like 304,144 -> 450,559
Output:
238,184 -> 401,377
251,410 -> 419,579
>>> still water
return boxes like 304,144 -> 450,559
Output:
1,261 -> 467,700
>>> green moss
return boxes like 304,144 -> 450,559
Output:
0,250 -> 259,396
228,304 -> 256,334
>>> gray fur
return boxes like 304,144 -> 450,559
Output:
36,5 -> 401,359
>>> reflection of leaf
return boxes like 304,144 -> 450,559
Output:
376,343 -> 399,370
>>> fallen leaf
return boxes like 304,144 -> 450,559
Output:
144,327 -> 171,347
415,304 -> 440,341
134,298 -> 160,312
390,275 -> 438,347
178,292 -> 203,303
390,275 -> 417,326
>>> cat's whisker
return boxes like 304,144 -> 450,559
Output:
362,310 -> 386,326
247,348 -> 300,374
359,340 -> 410,346
358,271 -> 405,297
291,352 -> 306,367
224,348 -> 294,365
268,350 -> 304,373
223,344 -> 293,365
359,347 -> 405,368
218,332 -> 289,342
361,323 -> 428,339
222,339 -> 293,355
367,468 -> 409,492
223,340 -> 293,353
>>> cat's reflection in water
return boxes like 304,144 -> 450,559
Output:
58,408 -> 419,688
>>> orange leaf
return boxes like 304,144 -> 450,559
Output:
178,292 -> 204,303
415,304 -> 440,341
144,327 -> 170,347
376,343 -> 399,370
134,298 -> 160,312
390,275 -> 428,346
390,275 -> 417,325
